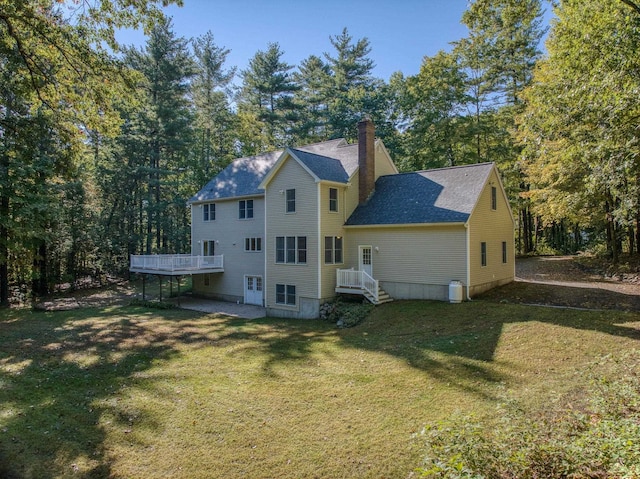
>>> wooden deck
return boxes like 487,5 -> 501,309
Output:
130,254 -> 224,276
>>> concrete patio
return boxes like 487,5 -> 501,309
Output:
170,297 -> 266,319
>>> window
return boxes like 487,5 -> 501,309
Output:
245,237 -> 262,252
286,189 -> 296,213
203,240 -> 215,256
203,203 -> 215,221
239,199 -> 254,219
502,241 -> 508,264
276,236 -> 285,263
297,236 -> 307,263
481,242 -> 487,267
491,186 -> 497,210
324,236 -> 343,264
276,236 -> 307,264
276,284 -> 296,305
329,188 -> 338,212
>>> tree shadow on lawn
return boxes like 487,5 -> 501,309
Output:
2,288 -> 639,478
0,306 -> 234,478
335,290 -> 640,399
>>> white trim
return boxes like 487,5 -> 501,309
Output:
466,223 -> 472,300
244,274 -> 264,306
358,245 -> 373,277
344,222 -> 466,229
259,149 -> 320,189
189,193 -> 263,206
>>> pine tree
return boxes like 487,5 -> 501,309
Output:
323,28 -> 376,140
122,16 -> 195,255
191,31 -> 237,185
238,42 -> 299,149
292,55 -> 331,143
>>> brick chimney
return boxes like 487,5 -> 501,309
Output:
358,118 -> 375,204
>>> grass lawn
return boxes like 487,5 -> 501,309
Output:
1,299 -> 639,478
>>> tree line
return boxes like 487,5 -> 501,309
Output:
1,0 -> 639,304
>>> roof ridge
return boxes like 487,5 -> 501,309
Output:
295,138 -> 346,149
229,149 -> 283,164
379,162 -> 494,177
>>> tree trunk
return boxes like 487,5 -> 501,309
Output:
0,187 -> 8,306
32,241 -> 48,297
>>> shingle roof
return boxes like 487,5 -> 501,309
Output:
188,150 -> 282,203
345,163 -> 495,226
289,149 -> 350,183
189,138 -> 362,203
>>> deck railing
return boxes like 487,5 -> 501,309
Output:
130,254 -> 224,272
336,269 -> 378,303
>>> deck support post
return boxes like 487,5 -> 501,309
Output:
142,274 -> 146,300
159,275 -> 163,302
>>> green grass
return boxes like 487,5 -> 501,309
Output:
0,300 -> 639,478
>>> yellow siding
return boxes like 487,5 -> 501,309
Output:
264,157 -> 319,312
467,168 -> 515,293
374,142 -> 397,178
344,225 -> 467,285
319,183 -> 347,299
191,197 -> 265,300
344,172 -> 360,220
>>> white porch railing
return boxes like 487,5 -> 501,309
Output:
336,269 -> 378,303
130,254 -> 224,273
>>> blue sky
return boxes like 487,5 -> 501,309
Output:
119,0 -> 553,81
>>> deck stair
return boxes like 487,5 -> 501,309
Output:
336,269 -> 393,305
363,286 -> 393,305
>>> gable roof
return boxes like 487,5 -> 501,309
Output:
288,149 -> 350,183
189,137 -> 387,203
257,139 -> 361,189
345,162 -> 495,226
188,150 -> 282,203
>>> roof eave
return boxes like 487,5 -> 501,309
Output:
344,221 -> 468,229
188,192 -> 264,205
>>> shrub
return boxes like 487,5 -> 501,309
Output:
319,298 -> 373,328
416,351 -> 640,479
129,299 -> 176,310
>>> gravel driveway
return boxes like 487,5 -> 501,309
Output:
479,256 -> 640,311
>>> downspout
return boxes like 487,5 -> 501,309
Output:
465,222 -> 472,301
317,182 -> 322,301
263,195 -> 268,308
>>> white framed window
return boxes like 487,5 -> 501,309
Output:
491,186 -> 497,210
502,241 -> 507,264
275,283 -> 296,305
324,236 -> 343,264
203,203 -> 215,221
275,236 -> 306,264
329,188 -> 338,212
245,237 -> 262,252
239,199 -> 254,219
203,240 -> 215,256
286,189 -> 296,213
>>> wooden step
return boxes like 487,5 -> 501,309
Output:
363,287 -> 394,305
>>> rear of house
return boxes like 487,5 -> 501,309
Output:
136,119 -> 514,318
341,162 -> 514,301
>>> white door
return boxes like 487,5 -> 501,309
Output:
359,245 -> 373,277
244,276 -> 263,305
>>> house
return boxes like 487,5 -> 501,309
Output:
131,119 -> 515,318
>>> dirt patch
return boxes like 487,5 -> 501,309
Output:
479,256 -> 640,312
